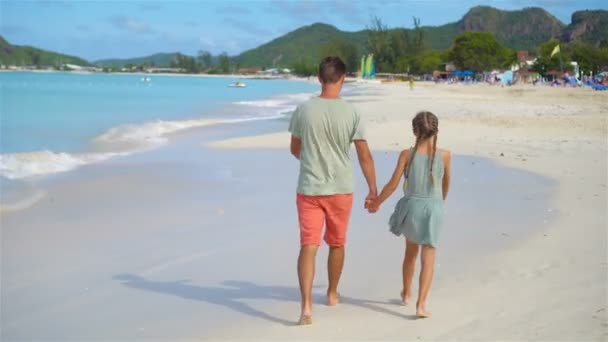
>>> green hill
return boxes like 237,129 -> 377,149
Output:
237,6 -> 608,67
562,10 -> 608,46
3,6 -> 605,70
95,52 -> 181,68
237,23 -> 367,69
0,36 -> 90,67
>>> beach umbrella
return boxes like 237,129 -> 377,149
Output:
502,70 -> 514,85
463,70 -> 474,76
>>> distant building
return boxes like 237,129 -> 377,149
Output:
517,51 -> 529,63
145,67 -> 185,73
512,51 -> 536,72
443,63 -> 456,72
262,68 -> 279,75
64,64 -> 102,72
238,68 -> 262,74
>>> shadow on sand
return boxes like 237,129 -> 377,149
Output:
114,274 -> 416,326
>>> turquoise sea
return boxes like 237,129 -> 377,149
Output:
0,72 -> 318,179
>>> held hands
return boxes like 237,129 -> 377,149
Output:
364,189 -> 380,214
367,198 -> 380,213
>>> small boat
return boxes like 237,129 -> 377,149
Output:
228,81 -> 246,88
141,77 -> 151,82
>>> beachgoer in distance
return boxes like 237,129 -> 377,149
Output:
368,111 -> 451,318
289,56 -> 377,325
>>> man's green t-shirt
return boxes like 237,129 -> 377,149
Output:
289,97 -> 366,196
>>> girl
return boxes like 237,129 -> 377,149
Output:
368,111 -> 451,318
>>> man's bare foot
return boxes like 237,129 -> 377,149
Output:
416,304 -> 430,318
400,290 -> 411,305
298,314 -> 312,326
326,292 -> 340,306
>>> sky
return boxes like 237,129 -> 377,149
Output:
0,0 -> 606,61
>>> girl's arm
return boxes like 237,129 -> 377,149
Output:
369,150 -> 409,212
442,150 -> 451,201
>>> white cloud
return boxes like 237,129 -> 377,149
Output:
222,18 -> 272,36
110,16 -> 153,34
199,36 -> 217,49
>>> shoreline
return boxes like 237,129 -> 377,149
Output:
0,141 -> 558,340
0,69 -> 317,82
0,75 -> 318,183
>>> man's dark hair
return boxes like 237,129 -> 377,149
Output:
318,56 -> 346,84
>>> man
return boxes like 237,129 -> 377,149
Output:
289,56 -> 377,325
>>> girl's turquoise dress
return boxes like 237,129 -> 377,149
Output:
389,152 -> 445,247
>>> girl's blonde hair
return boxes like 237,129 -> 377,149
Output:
405,111 -> 439,184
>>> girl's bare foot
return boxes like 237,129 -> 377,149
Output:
298,314 -> 312,325
416,303 -> 430,318
299,303 -> 312,325
400,290 -> 411,305
326,291 -> 340,306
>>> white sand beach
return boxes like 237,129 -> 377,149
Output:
1,82 -> 606,340
212,83 -> 608,340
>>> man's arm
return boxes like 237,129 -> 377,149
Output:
290,135 -> 301,160
354,140 -> 377,205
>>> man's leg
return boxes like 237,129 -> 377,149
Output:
296,194 -> 324,324
298,245 -> 319,320
327,245 -> 344,306
323,193 -> 353,306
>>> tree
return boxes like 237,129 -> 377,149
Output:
292,58 -> 317,77
567,42 -> 608,75
31,52 -> 41,67
412,17 -> 424,55
390,29 -> 410,62
415,50 -> 443,74
601,47 -> 608,71
366,16 -> 393,72
531,39 -> 573,75
198,50 -> 212,69
448,32 -> 509,72
393,55 -> 413,73
170,53 -> 200,73
319,38 -> 358,72
370,17 -> 428,74
219,52 -> 230,74
504,49 -> 518,69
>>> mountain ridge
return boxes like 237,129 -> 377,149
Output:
2,6 -> 605,69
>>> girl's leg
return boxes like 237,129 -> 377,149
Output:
401,239 -> 419,305
417,245 -> 436,318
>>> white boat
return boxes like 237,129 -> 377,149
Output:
141,77 -> 151,82
228,81 -> 246,88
